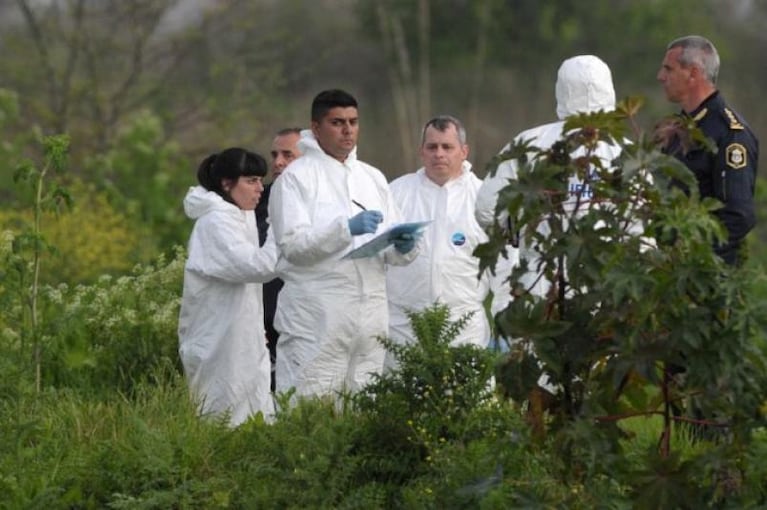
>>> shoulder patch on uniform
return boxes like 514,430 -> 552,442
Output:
724,108 -> 745,130
726,143 -> 747,169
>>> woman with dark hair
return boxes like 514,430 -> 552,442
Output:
178,147 -> 278,426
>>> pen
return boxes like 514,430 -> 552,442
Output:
352,199 -> 367,211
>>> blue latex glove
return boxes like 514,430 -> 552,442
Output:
348,210 -> 383,235
392,232 -> 418,254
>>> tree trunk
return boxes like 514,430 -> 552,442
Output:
417,0 -> 430,129
375,1 -> 436,171
467,0 -> 492,151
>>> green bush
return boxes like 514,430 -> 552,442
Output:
224,399 -> 363,508
349,304 -> 536,508
39,248 -> 185,396
0,301 -> 765,508
83,110 -> 193,252
0,370 -> 234,510
476,99 -> 767,506
0,180 -> 157,285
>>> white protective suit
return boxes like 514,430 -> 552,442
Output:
475,54 -> 622,298
268,130 -> 417,398
386,161 -> 491,358
178,186 -> 278,427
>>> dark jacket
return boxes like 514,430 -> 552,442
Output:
665,91 -> 759,265
256,183 -> 284,355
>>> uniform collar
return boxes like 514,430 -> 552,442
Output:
687,91 -> 722,122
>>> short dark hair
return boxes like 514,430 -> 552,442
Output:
311,89 -> 358,122
197,147 -> 267,201
421,115 -> 467,145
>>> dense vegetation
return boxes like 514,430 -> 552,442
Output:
1,1 -> 766,508
3,96 -> 767,509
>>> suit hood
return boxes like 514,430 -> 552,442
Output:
555,55 -> 616,120
183,185 -> 235,219
297,129 -> 359,164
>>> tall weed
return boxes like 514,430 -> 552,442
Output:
0,368 -> 233,510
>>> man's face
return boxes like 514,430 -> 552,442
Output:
270,132 -> 301,179
657,47 -> 694,105
420,124 -> 468,186
311,107 -> 359,162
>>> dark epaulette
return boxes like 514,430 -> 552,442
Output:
723,108 -> 745,130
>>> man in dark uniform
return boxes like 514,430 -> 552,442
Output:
256,127 -> 302,391
657,36 -> 759,447
657,35 -> 759,266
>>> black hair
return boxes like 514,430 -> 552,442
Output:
311,89 -> 358,122
196,147 -> 268,201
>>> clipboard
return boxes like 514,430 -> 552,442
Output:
342,220 -> 431,259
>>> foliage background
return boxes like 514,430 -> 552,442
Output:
0,0 -> 765,272
0,1 -> 766,507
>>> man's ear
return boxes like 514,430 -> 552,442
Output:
688,64 -> 704,83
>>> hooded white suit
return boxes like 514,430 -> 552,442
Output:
178,186 -> 278,426
268,131 -> 416,398
386,161 -> 491,357
475,55 -> 622,298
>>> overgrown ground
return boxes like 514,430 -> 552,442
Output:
6,351 -> 758,509
1,259 -> 765,508
3,104 -> 767,509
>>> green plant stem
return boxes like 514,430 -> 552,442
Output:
32,162 -> 48,393
661,365 -> 671,458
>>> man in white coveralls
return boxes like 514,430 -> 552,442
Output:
475,55 -> 623,300
268,89 -> 419,399
386,115 -> 494,367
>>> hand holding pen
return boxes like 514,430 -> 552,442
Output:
349,200 -> 383,235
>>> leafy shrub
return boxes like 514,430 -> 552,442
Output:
349,304 -> 504,506
39,248 -> 185,396
1,300 -> 764,508
83,109 -> 193,252
223,398 -> 364,509
0,180 -> 157,285
0,370 -> 235,510
476,99 -> 767,506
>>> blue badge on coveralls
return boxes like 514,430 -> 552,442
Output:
451,232 -> 466,246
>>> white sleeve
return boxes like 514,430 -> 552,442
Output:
186,213 -> 278,283
488,245 -> 519,317
475,159 -> 518,229
268,169 -> 352,266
